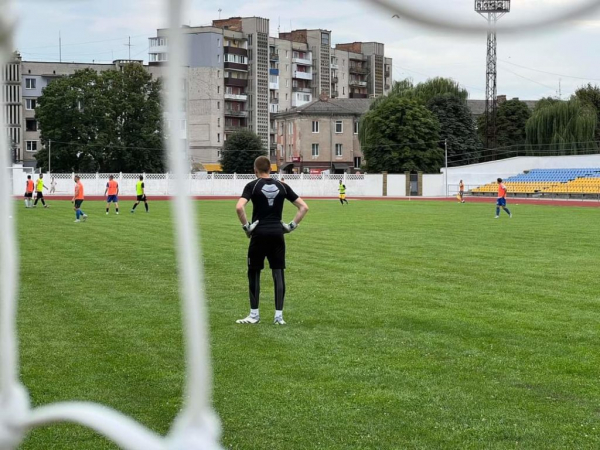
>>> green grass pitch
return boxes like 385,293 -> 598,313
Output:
14,199 -> 600,449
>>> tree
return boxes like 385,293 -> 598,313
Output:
427,94 -> 481,166
35,64 -> 165,173
220,130 -> 266,174
525,99 -> 597,153
574,84 -> 600,141
359,96 -> 442,173
477,99 -> 531,149
384,77 -> 469,105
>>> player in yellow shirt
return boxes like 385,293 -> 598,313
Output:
338,180 -> 349,205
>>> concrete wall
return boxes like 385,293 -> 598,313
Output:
189,33 -> 223,68
442,154 -> 600,191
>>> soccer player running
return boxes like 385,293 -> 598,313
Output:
72,176 -> 88,223
24,175 -> 34,208
104,175 -> 120,215
338,179 -> 349,205
131,175 -> 149,213
33,174 -> 49,208
235,156 -> 309,325
495,178 -> 512,219
459,180 -> 465,203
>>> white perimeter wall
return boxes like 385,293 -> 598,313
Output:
443,154 -> 600,192
12,154 -> 600,198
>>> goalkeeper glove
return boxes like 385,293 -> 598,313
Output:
281,221 -> 298,234
242,220 -> 259,238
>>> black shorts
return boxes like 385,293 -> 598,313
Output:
25,192 -> 33,198
74,199 -> 84,208
137,195 -> 147,202
36,192 -> 44,199
248,235 -> 286,270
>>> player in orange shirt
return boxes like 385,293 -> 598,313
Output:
72,176 -> 88,223
24,175 -> 34,208
104,175 -> 120,215
495,178 -> 512,219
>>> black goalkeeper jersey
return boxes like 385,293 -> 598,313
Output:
241,178 -> 299,236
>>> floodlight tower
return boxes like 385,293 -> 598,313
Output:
475,0 -> 510,149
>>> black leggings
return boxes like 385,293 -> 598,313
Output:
248,268 -> 286,311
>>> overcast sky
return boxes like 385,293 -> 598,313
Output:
12,0 -> 600,100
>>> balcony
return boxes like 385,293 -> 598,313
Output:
224,77 -> 248,87
224,93 -> 248,101
349,80 -> 367,87
350,92 -> 368,99
224,62 -> 248,71
349,66 -> 368,75
330,63 -> 339,70
292,86 -> 312,93
225,124 -> 246,132
292,94 -> 312,108
331,91 -> 339,98
385,70 -> 390,77
385,84 -> 391,90
224,46 -> 248,57
293,71 -> 312,81
292,56 -> 312,66
270,53 -> 279,61
332,76 -> 338,83
269,81 -> 279,90
269,68 -> 279,75
269,97 -> 279,104
269,104 -> 279,114
224,110 -> 248,117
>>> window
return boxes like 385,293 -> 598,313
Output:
25,78 -> 36,89
218,118 -> 221,127
224,54 -> 248,64
286,79 -> 289,88
26,140 -> 37,152
354,157 -> 362,168
312,121 -> 319,133
217,133 -> 221,143
217,38 -> 221,47
217,86 -> 220,94
217,70 -> 220,78
286,50 -> 289,58
26,119 -> 37,132
335,120 -> 343,133
180,119 -> 186,131
354,121 -> 359,134
217,101 -> 220,110
312,143 -> 319,157
335,143 -> 343,157
342,87 -> 345,95
217,54 -> 221,63
279,122 -> 284,135
321,33 -> 330,46
286,64 -> 289,72
285,93 -> 288,100
25,99 -> 36,110
288,122 -> 293,135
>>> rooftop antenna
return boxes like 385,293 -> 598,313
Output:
124,36 -> 133,60
278,16 -> 280,34
218,8 -> 222,19
59,31 -> 62,62
558,78 -> 562,100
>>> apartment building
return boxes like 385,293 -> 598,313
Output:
5,57 -> 134,167
274,97 -> 371,174
333,42 -> 392,99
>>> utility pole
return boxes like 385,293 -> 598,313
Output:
48,140 -> 51,174
59,31 -> 62,63
444,139 -> 448,197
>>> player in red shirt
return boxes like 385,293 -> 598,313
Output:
495,178 -> 512,219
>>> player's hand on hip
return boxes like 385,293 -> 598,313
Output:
242,220 -> 259,238
282,221 -> 298,234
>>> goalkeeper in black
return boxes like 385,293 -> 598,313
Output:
235,156 -> 309,325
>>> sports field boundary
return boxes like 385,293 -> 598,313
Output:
19,195 -> 600,207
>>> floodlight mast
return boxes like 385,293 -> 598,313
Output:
475,0 -> 510,150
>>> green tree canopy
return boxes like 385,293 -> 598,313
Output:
35,64 -> 165,173
427,94 -> 481,165
574,84 -> 600,141
477,99 -> 531,150
525,99 -> 597,152
385,77 -> 469,105
359,96 -> 442,173
220,129 -> 266,174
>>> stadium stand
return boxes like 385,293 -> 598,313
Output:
472,168 -> 600,196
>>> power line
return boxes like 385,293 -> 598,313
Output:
498,65 -> 557,92
499,59 -> 600,83
18,34 -> 149,52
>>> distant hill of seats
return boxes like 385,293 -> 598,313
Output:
472,168 -> 600,196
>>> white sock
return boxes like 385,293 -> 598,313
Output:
275,310 -> 283,319
24,200 -> 28,207
250,309 -> 259,317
